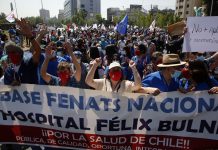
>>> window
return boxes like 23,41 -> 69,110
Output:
178,12 -> 182,15
179,6 -> 183,9
186,11 -> 189,14
187,4 -> 189,8
81,4 -> 85,8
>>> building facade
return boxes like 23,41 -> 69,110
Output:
64,0 -> 77,19
64,0 -> 100,19
39,9 -> 50,21
175,0 -> 202,19
107,8 -> 120,22
58,10 -> 65,20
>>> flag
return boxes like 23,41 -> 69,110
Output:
6,11 -> 15,23
92,24 -> 98,29
116,15 -> 128,35
62,24 -> 67,29
101,24 -> 106,30
149,20 -> 156,32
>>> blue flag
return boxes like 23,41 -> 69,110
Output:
116,15 -> 128,35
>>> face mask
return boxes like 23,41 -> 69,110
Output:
171,70 -> 181,79
109,70 -> 122,81
196,56 -> 205,61
58,71 -> 70,85
51,51 -> 56,58
9,53 -> 21,65
56,51 -> 62,56
135,49 -> 141,56
128,43 -> 133,47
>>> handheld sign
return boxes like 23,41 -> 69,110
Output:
183,16 -> 218,52
168,21 -> 186,37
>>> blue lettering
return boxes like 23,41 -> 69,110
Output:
180,97 -> 196,113
31,92 -> 41,105
128,97 -> 143,111
0,92 -> 11,101
23,91 -> 31,104
85,97 -> 99,111
143,97 -> 158,111
46,93 -> 56,106
12,90 -> 23,103
113,99 -> 120,112
160,98 -> 173,113
58,94 -> 68,108
69,95 -> 84,110
100,98 -> 111,111
198,98 -> 214,113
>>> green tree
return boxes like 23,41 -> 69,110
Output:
95,14 -> 103,24
0,12 -> 7,24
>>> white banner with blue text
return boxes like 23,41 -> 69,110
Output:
0,84 -> 218,149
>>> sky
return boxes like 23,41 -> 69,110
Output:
0,0 -> 176,19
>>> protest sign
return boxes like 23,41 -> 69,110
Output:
183,16 -> 218,52
0,84 -> 218,149
168,21 -> 186,37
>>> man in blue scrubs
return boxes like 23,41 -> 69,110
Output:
141,54 -> 186,93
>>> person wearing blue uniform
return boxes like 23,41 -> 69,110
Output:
40,42 -> 81,87
188,60 -> 218,92
138,54 -> 186,95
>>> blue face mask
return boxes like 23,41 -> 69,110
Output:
196,56 -> 205,61
171,70 -> 181,79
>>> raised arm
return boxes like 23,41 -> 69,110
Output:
129,60 -> 141,91
40,44 -> 53,83
16,18 -> 41,64
85,58 -> 102,89
64,42 -> 81,82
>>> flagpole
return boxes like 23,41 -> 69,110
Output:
14,0 -> 18,18
210,0 -> 214,16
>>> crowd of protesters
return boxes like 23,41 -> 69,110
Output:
1,18 -> 218,149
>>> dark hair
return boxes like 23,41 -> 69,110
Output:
105,44 -> 117,64
138,43 -> 147,54
189,60 -> 210,84
0,66 -> 3,78
4,42 -> 24,56
89,46 -> 100,59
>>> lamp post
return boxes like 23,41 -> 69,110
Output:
14,0 -> 18,18
210,0 -> 214,16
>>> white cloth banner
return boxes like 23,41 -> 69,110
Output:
6,11 -> 15,23
183,16 -> 218,52
0,84 -> 218,149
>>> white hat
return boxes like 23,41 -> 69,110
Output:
109,61 -> 121,70
157,54 -> 186,68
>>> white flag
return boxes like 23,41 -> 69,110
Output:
149,20 -> 156,32
6,11 -> 15,23
92,24 -> 97,29
101,24 -> 106,30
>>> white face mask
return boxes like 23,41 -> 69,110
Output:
51,51 -> 56,58
56,51 -> 62,56
214,67 -> 218,74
